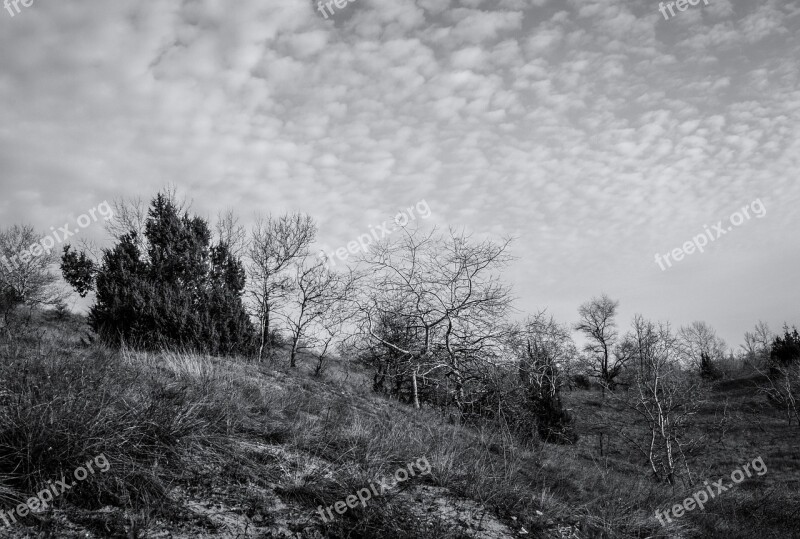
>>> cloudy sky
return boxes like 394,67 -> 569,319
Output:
1,0 -> 798,347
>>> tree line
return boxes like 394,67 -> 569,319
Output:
1,190 -> 798,462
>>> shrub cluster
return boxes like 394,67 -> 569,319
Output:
62,193 -> 254,355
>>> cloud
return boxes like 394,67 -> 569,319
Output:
0,0 -> 798,344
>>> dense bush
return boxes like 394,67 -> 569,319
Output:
770,326 -> 800,369
571,373 -> 592,390
62,193 -> 254,355
700,351 -> 723,380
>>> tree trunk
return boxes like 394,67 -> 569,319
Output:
290,336 -> 299,368
264,309 -> 272,363
257,313 -> 266,362
373,363 -> 386,393
412,367 -> 420,409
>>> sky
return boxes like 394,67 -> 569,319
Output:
1,0 -> 798,349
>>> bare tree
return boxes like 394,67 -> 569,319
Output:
310,274 -> 359,375
312,308 -> 348,376
615,317 -> 706,486
356,226 -> 514,410
247,213 -> 316,362
215,209 -> 248,258
105,195 -> 148,250
347,308 -> 420,400
105,187 -> 189,255
0,225 -> 66,335
282,259 -> 356,368
743,320 -> 773,366
515,310 -> 577,389
511,311 -> 577,442
575,294 -> 626,394
678,321 -> 726,378
755,362 -> 800,426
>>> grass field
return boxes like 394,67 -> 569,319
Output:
0,312 -> 798,538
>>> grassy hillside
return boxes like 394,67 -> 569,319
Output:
0,313 -> 798,538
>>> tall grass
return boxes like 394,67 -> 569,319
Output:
1,313 -> 797,538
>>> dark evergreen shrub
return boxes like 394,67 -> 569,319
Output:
62,192 -> 254,355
